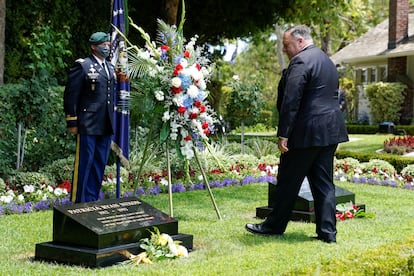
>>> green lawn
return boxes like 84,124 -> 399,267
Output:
1,181 -> 414,275
338,134 -> 394,153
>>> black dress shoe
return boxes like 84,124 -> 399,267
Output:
245,223 -> 281,236
311,236 -> 336,243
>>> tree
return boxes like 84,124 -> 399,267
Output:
280,0 -> 387,55
0,0 -> 4,85
226,79 -> 264,153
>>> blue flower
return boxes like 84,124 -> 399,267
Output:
6,203 -> 24,214
34,200 -> 51,211
24,202 -> 33,213
183,95 -> 194,109
179,74 -> 192,90
149,185 -> 160,195
172,183 -> 186,193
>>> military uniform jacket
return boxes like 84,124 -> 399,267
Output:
64,56 -> 116,136
277,45 -> 348,149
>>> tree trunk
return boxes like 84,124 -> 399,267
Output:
275,24 -> 286,70
320,19 -> 332,55
162,0 -> 179,25
0,0 -> 5,85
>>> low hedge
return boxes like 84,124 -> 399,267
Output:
293,236 -> 414,275
346,124 -> 414,135
335,149 -> 414,172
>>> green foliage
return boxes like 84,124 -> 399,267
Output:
39,156 -> 75,183
0,178 -> 5,192
282,0 -> 387,54
0,84 -> 74,175
365,82 -> 407,124
232,123 -> 276,134
346,124 -> 379,134
244,139 -> 279,159
5,0 -> 80,83
226,79 -> 264,129
335,149 -> 414,173
7,172 -> 52,191
26,25 -> 72,83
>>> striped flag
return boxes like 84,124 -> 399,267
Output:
110,0 -> 130,170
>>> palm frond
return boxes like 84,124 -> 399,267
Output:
128,48 -> 157,79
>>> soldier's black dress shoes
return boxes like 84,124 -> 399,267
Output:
245,223 -> 282,236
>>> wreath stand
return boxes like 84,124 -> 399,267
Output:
134,138 -> 222,220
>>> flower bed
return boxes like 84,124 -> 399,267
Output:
1,157 -> 414,216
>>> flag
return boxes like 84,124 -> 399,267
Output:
110,0 -> 130,169
230,45 -> 238,65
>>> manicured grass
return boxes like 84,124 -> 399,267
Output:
1,181 -> 413,275
338,134 -> 394,153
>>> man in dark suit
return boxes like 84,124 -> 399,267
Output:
246,25 -> 348,243
64,32 -> 117,203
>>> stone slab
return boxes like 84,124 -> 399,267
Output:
52,197 -> 178,249
35,197 -> 193,267
256,178 -> 359,222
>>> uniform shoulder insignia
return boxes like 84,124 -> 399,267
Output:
75,58 -> 85,63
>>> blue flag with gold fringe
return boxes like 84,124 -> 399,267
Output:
110,0 -> 130,170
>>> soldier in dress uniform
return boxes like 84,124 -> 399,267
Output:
64,32 -> 117,203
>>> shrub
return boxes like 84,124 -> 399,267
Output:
40,156 -> 74,183
7,172 -> 52,191
335,157 -> 360,174
400,164 -> 414,184
0,178 -> 5,192
359,159 -> 397,180
365,82 -> 407,124
245,139 -> 279,159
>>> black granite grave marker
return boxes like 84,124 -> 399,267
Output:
256,178 -> 364,222
35,197 -> 193,267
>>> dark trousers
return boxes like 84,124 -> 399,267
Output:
263,144 -> 338,240
71,134 -> 111,203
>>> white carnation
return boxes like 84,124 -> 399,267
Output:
179,58 -> 188,68
154,90 -> 164,101
171,77 -> 182,88
187,85 -> 199,99
162,111 -> 170,122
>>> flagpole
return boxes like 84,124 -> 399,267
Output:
116,157 -> 121,198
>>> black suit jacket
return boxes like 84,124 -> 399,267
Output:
277,45 -> 348,149
64,56 -> 116,136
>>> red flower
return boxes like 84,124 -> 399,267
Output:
58,180 -> 72,192
184,51 -> 190,58
173,64 -> 184,76
175,64 -> 183,71
184,135 -> 192,141
202,122 -> 209,129
336,213 -> 345,220
177,106 -> 186,114
161,45 -> 170,51
199,105 -> 206,113
345,211 -> 354,218
203,129 -> 211,135
189,112 -> 198,119
194,100 -> 201,107
195,63 -> 201,70
172,86 -> 182,94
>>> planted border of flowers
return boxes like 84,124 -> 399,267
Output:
1,156 -> 414,216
